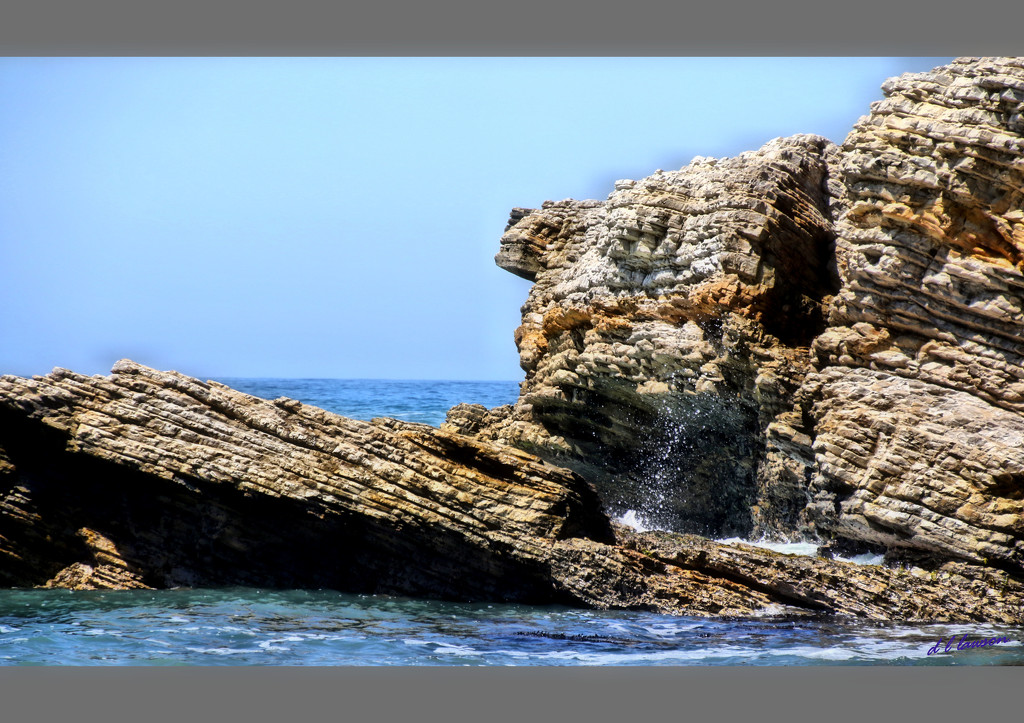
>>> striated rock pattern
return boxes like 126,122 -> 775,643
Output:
462,133 -> 841,539
462,57 -> 1024,579
4,360 -> 1019,622
616,526 -> 1024,624
802,57 -> 1024,574
0,360 -> 613,600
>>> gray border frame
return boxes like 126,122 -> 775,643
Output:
2,2 -> 1021,723
3,667 -> 1022,722
2,0 -> 1023,55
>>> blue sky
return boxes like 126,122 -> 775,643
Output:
0,57 -> 951,380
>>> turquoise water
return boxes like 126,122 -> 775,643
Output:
2,588 -> 1021,666
2,378 -> 1022,666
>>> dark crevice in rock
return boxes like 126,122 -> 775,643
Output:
523,384 -> 763,538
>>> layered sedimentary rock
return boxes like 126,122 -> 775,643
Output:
452,134 -> 840,539
4,360 -> 1020,622
0,360 -> 612,600
455,57 -> 1024,580
803,57 -> 1024,574
617,526 -> 1024,623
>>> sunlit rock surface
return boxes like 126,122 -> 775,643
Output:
461,57 -> 1024,578
458,134 -> 839,540
0,360 -> 613,600
804,57 -> 1024,574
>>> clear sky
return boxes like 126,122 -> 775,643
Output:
0,57 -> 951,380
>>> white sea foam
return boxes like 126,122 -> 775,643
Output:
835,552 -> 885,566
717,537 -> 820,557
750,603 -> 793,617
432,644 -> 483,656
257,639 -> 293,652
716,537 -> 886,566
185,646 -> 264,656
550,646 -> 755,665
617,518 -> 885,566
778,645 -> 861,661
615,510 -> 658,532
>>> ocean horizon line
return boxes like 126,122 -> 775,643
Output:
211,376 -> 522,384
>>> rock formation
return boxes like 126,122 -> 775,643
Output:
2,57 -> 1023,624
449,133 -> 839,541
0,360 -> 612,599
450,57 -> 1024,588
804,57 -> 1024,575
2,360 -> 1021,621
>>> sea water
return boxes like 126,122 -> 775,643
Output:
2,588 -> 1021,666
216,377 -> 521,429
1,378 -> 1021,666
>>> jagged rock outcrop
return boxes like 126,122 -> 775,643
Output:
4,360 -> 1020,622
617,526 -> 1024,623
452,134 -> 841,539
456,57 -> 1024,580
0,360 -> 613,599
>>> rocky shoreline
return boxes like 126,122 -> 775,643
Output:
2,57 -> 1023,623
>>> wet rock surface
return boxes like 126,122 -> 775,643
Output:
616,526 -> 1024,623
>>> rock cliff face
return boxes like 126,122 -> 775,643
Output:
805,57 -> 1024,575
451,57 -> 1024,579
450,134 -> 838,540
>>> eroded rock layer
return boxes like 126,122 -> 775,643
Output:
457,134 -> 840,539
801,57 -> 1024,571
0,360 -> 612,600
455,135 -> 840,539
463,57 -> 1024,576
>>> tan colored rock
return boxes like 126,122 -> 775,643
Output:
4,360 -> 1016,621
484,134 -> 841,538
467,58 -> 1024,585
803,367 -> 1024,575
616,526 -> 1024,624
0,360 -> 613,599
799,57 -> 1024,571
